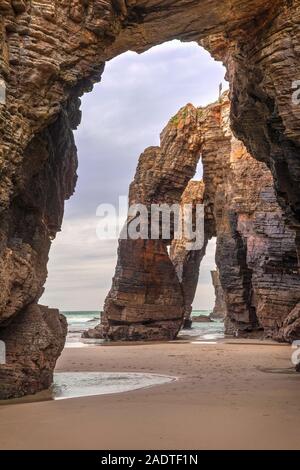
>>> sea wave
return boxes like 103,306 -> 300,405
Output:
63,310 -> 224,344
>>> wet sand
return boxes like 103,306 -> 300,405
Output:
0,340 -> 299,450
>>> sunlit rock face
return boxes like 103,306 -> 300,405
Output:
0,102 -> 76,398
0,0 -> 300,394
84,106 -> 203,341
88,93 -> 300,342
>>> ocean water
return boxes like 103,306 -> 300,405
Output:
180,310 -> 225,342
64,311 -> 100,344
63,310 -> 224,344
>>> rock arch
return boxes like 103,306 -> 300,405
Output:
85,93 -> 300,342
0,1 -> 300,397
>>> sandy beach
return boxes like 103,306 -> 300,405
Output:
0,339 -> 299,450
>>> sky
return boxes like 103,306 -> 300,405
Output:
41,40 -> 227,312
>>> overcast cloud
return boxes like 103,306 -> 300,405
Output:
41,40 -> 227,312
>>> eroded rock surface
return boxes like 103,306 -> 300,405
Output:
1,0 -> 300,392
170,181 -> 207,328
91,93 -> 300,341
0,104 -> 78,326
200,94 -> 300,339
279,303 -> 300,343
85,106 -> 203,341
1,1 -> 299,233
210,270 -> 227,320
0,96 -> 78,397
0,304 -> 67,399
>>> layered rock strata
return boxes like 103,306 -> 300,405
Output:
91,93 -> 300,341
200,94 -> 300,338
84,106 -> 203,341
0,304 -> 67,400
1,1 -> 299,236
210,270 -> 227,320
0,99 -> 77,398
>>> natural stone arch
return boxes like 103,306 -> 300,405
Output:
0,1 -> 300,397
1,1 -> 299,228
85,93 -> 300,342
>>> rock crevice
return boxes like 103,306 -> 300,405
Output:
88,93 -> 300,342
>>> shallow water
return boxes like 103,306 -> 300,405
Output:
53,372 -> 176,400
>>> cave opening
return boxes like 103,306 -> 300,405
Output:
192,237 -> 217,315
40,40 -> 227,343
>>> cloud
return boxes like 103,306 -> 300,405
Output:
43,217 -> 118,310
41,40 -> 225,311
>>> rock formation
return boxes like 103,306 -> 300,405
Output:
89,93 -> 300,341
192,315 -> 213,324
84,106 -> 204,341
1,1 -> 299,234
0,304 -> 67,399
210,270 -> 227,320
0,1 -> 300,394
277,303 -> 300,343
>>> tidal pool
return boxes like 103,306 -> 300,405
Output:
52,372 -> 176,400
